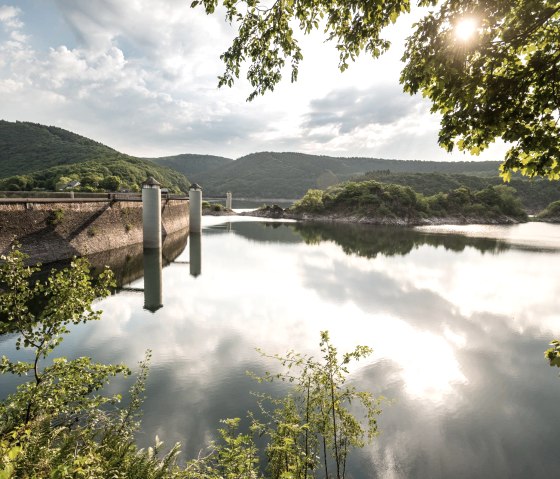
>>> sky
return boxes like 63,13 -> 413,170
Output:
0,0 -> 509,161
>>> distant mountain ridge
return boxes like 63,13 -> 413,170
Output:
148,153 -> 233,180
1,120 -> 505,199
194,151 -> 501,198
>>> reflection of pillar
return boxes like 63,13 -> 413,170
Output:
226,191 -> 233,209
142,177 -> 162,249
189,233 -> 202,278
143,248 -> 163,312
189,184 -> 202,233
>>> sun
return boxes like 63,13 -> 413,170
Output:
455,18 -> 478,42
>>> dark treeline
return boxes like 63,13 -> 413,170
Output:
0,158 -> 191,194
290,180 -> 528,223
356,171 -> 560,213
194,151 -> 501,197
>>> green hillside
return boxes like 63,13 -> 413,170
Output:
0,120 -> 122,177
355,171 -> 560,213
0,120 -> 190,193
195,151 -> 501,198
289,180 -> 527,223
0,157 -> 190,193
149,153 -> 233,181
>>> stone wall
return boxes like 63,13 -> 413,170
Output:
0,199 -> 189,264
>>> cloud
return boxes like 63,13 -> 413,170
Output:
0,5 -> 22,29
0,1 -> 512,162
303,85 -> 422,133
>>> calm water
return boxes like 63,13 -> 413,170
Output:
1,219 -> 560,478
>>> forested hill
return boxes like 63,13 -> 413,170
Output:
195,151 -> 501,197
0,121 -> 121,178
0,121 -> 191,193
149,154 -> 233,180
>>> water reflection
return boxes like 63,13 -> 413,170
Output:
189,233 -> 202,278
2,220 -> 559,478
143,248 -> 163,313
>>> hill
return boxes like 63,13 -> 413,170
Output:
0,120 -> 191,193
194,151 -> 501,198
0,120 -> 122,178
354,171 -> 560,214
149,154 -> 233,181
286,180 -> 527,225
0,157 -> 190,193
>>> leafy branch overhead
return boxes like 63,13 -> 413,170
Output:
193,0 -> 560,180
191,0 -> 417,100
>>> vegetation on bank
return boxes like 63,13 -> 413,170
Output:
289,180 -> 528,223
0,248 -> 379,478
356,171 -> 560,214
536,200 -> 560,223
0,158 -> 190,194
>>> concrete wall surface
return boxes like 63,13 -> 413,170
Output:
0,199 -> 189,264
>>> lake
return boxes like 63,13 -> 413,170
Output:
1,218 -> 559,478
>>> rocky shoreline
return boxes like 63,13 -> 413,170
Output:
228,205 -> 528,225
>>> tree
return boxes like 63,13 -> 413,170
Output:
100,175 -> 122,191
401,0 -> 560,180
193,0 -> 559,179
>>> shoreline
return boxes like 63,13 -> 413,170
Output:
228,205 -> 530,226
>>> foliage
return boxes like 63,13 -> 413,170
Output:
195,151 -> 500,198
0,157 -> 190,194
249,331 -> 381,479
0,121 -> 190,193
0,121 -> 121,179
357,171 -> 560,214
194,0 -> 560,180
150,154 -> 233,181
545,340 -> 560,368
401,1 -> 560,180
292,189 -> 324,212
0,249 -> 381,477
289,180 -> 527,222
192,0 -> 411,100
536,200 -> 560,222
0,247 -> 123,427
48,209 -> 65,226
0,248 -> 182,478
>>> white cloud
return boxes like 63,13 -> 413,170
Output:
0,5 -> 22,28
0,1 -> 510,163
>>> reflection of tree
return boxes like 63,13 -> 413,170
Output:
545,340 -> 560,368
291,223 -> 510,259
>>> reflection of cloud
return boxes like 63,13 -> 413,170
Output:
1,220 -> 559,477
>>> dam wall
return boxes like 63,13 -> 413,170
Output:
0,198 -> 189,264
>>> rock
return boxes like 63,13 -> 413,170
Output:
240,204 -> 285,219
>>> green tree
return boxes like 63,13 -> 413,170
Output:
0,247 -> 124,427
248,331 -> 382,479
100,175 -> 122,191
194,0 -> 559,179
401,0 -> 560,180
0,248 -> 182,477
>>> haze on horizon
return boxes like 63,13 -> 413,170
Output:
0,1 -> 509,162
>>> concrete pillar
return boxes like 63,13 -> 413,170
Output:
189,233 -> 202,278
189,184 -> 202,233
142,177 -> 162,249
226,191 -> 233,210
143,248 -> 163,312
69,191 -> 74,199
